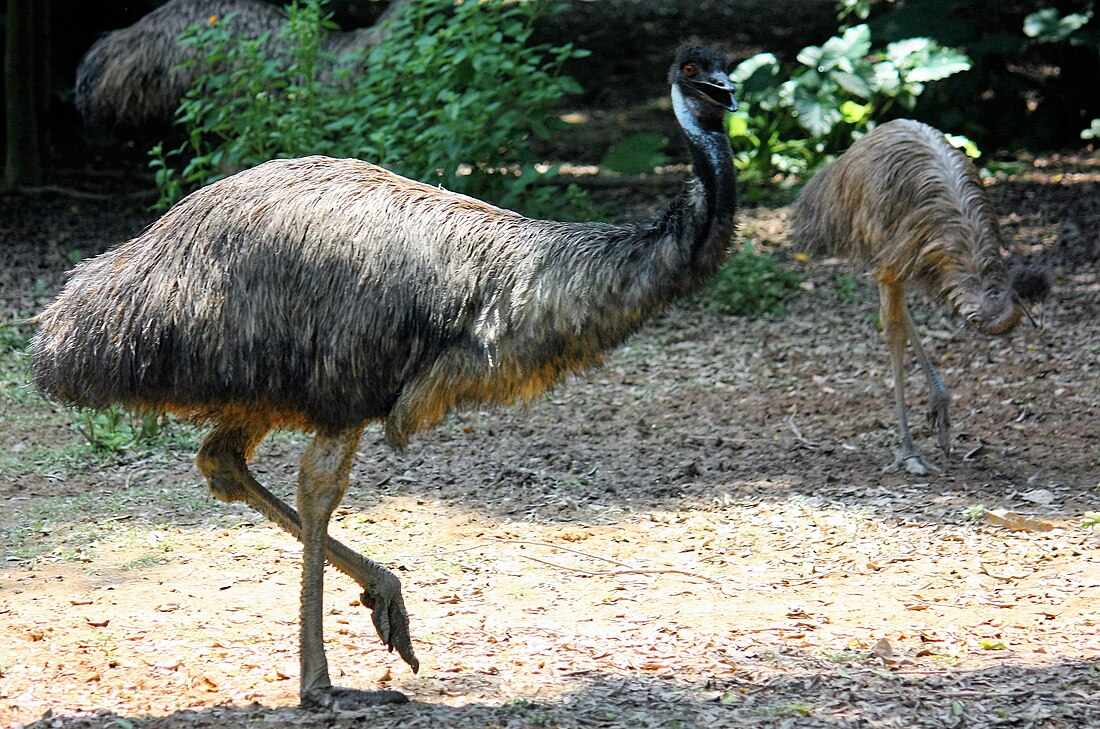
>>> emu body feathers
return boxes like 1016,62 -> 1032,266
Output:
33,155 -> 725,448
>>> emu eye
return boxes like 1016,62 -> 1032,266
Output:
682,63 -> 698,77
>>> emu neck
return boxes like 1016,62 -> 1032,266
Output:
672,87 -> 737,242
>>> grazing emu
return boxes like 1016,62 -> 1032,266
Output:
34,45 -> 737,708
790,119 -> 1051,476
75,0 -> 406,129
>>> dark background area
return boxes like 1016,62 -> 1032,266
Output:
1,0 -> 1098,185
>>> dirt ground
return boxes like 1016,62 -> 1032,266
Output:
1,148 -> 1098,728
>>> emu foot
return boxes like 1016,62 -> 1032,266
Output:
361,587 -> 419,673
301,685 -> 408,710
883,452 -> 940,476
927,403 -> 951,456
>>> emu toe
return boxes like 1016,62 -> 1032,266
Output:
883,453 -> 939,477
927,402 -> 951,456
301,685 -> 409,710
361,589 -> 420,673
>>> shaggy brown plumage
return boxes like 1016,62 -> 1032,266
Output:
791,118 -> 1051,475
34,45 -> 738,708
74,0 -> 399,129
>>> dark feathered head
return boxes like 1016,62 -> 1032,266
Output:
668,44 -> 737,121
1009,263 -> 1054,329
1009,264 -> 1053,303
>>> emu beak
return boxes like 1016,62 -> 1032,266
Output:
688,75 -> 738,112
1012,290 -> 1043,329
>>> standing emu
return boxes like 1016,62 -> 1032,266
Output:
75,0 -> 404,129
790,119 -> 1051,476
34,45 -> 737,708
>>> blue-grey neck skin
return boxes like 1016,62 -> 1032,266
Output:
671,84 -> 737,242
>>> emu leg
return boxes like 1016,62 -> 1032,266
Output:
195,423 -> 418,674
904,307 -> 951,455
296,428 -> 407,708
879,283 -> 934,476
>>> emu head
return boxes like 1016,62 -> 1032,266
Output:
669,45 -> 737,134
970,264 -> 1054,335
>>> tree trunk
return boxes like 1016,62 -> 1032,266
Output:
4,0 -> 42,188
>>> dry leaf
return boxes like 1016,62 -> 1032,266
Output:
872,638 -> 894,661
984,509 -> 1054,532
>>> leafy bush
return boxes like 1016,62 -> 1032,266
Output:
727,23 -> 972,180
152,0 -> 589,215
705,242 -> 802,316
870,0 -> 1100,149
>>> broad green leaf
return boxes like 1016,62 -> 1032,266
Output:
600,133 -> 669,175
905,47 -> 971,82
944,133 -> 980,159
832,70 -> 872,98
792,85 -> 842,136
732,53 -> 781,96
1023,8 -> 1093,43
873,61 -> 901,95
840,100 -> 871,124
796,44 -> 824,69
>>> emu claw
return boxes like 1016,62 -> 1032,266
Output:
926,399 -> 951,456
361,589 -> 419,673
883,453 -> 939,476
301,685 -> 408,710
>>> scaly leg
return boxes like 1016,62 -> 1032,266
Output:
195,423 -> 418,691
879,283 -> 935,476
903,307 -> 951,455
295,427 -> 408,708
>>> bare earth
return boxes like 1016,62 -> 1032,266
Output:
1,152 -> 1098,728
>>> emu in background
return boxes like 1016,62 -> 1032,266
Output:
790,119 -> 1051,476
75,0 -> 409,129
34,45 -> 738,709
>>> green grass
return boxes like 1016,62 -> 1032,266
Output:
3,478 -> 236,564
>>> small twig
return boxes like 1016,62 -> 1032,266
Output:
518,554 -> 722,586
786,407 -> 819,448
779,572 -> 837,586
489,538 -> 633,569
400,536 -> 720,585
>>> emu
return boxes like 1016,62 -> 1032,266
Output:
34,45 -> 737,708
790,119 -> 1051,476
75,0 -> 406,129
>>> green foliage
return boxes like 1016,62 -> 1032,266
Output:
73,407 -> 168,454
1023,5 -> 1100,142
870,0 -> 1100,149
727,22 -> 972,180
1023,6 -> 1094,43
0,322 -> 31,353
600,133 -> 669,175
152,0 -> 589,215
705,242 -> 802,316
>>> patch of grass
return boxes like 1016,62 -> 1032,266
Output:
119,553 -> 169,571
963,504 -> 987,522
826,650 -> 865,664
705,241 -> 803,316
833,273 -> 863,302
3,480 -> 228,564
0,323 -> 38,407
